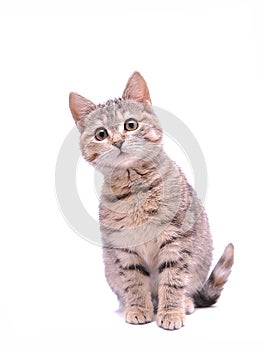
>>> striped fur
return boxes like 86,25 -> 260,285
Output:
69,72 -> 234,330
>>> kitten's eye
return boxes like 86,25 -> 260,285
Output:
124,118 -> 139,131
95,127 -> 108,141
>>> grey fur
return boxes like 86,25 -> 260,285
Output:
69,71 -> 234,330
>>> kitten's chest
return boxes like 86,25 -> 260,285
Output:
135,238 -> 159,268
135,239 -> 160,297
100,172 -> 163,230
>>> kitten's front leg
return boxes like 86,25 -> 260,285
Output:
123,268 -> 154,325
157,252 -> 189,330
103,248 -> 154,324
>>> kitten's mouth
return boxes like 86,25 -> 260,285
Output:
118,151 -> 125,157
117,151 -> 132,158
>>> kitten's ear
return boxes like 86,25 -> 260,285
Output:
122,71 -> 152,104
69,92 -> 97,123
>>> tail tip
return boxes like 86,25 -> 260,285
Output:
224,243 -> 234,267
193,243 -> 234,308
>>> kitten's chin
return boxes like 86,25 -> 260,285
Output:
115,152 -> 138,169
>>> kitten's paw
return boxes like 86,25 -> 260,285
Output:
125,306 -> 153,325
157,309 -> 186,330
185,297 -> 195,315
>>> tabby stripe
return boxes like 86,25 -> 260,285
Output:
163,302 -> 180,310
116,192 -> 131,200
124,283 -> 143,293
158,260 -> 178,273
130,303 -> 145,308
158,260 -> 189,274
127,169 -> 132,181
114,216 -> 126,222
105,247 -> 139,256
87,152 -> 99,162
179,263 -> 189,271
160,237 -> 177,250
142,179 -> 162,194
121,264 -> 150,277
130,168 -> 147,176
109,192 -> 131,202
150,177 -> 162,188
120,248 -> 139,256
161,283 -> 185,290
180,249 -> 192,257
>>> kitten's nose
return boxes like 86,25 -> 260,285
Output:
112,140 -> 124,149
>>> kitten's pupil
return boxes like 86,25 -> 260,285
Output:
95,127 -> 108,141
125,118 -> 139,131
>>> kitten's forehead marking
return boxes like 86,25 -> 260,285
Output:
96,102 -> 126,131
85,99 -> 153,137
97,97 -> 122,109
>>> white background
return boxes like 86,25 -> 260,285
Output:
1,1 -> 263,349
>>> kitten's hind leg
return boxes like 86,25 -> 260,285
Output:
185,297 -> 195,314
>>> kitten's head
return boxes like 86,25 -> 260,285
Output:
69,72 -> 163,174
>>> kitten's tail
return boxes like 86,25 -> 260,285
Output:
193,243 -> 234,308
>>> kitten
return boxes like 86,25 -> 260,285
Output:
69,72 -> 234,330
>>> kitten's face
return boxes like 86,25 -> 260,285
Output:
79,101 -> 163,173
69,71 -> 163,175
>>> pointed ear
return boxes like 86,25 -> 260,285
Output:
122,71 -> 152,104
69,92 -> 97,123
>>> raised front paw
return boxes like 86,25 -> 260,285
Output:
125,306 -> 153,325
157,309 -> 186,330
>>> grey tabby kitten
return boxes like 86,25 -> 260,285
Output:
69,72 -> 234,330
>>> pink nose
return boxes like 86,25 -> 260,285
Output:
112,140 -> 124,149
